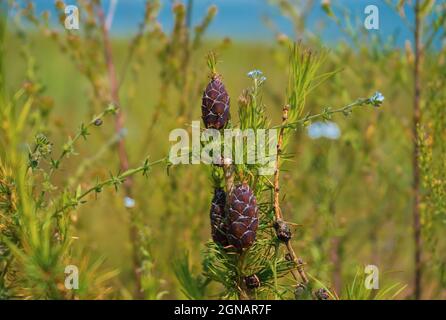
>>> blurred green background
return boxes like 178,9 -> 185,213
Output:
1,0 -> 445,299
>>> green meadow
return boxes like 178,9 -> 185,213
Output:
0,1 -> 444,300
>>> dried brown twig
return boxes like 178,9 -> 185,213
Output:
274,104 -> 309,285
97,4 -> 143,299
412,0 -> 423,300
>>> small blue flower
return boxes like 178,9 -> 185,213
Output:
124,196 -> 136,208
259,76 -> 267,85
307,121 -> 341,140
369,91 -> 385,107
247,69 -> 267,86
247,70 -> 263,79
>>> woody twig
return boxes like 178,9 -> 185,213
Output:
273,104 -> 309,285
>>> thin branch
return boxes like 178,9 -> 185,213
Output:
119,0 -> 156,88
47,104 -> 118,179
274,104 -> 308,285
412,0 -> 423,300
98,3 -> 142,299
272,97 -> 373,130
273,105 -> 288,221
53,157 -> 166,216
105,0 -> 118,32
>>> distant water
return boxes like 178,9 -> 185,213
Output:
17,0 -> 436,47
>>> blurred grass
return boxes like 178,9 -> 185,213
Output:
2,29 -> 444,299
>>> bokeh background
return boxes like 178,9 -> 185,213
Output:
1,0 -> 445,299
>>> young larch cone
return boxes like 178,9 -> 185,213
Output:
227,183 -> 259,251
210,188 -> 228,246
274,220 -> 292,242
315,288 -> 330,300
201,76 -> 230,129
244,274 -> 261,289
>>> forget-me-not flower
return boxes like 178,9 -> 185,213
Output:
369,91 -> 385,107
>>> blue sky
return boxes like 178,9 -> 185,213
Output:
23,0 -> 429,47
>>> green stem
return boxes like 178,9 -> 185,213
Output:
237,251 -> 250,300
272,98 -> 371,130
53,157 -> 166,216
48,104 -> 118,179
